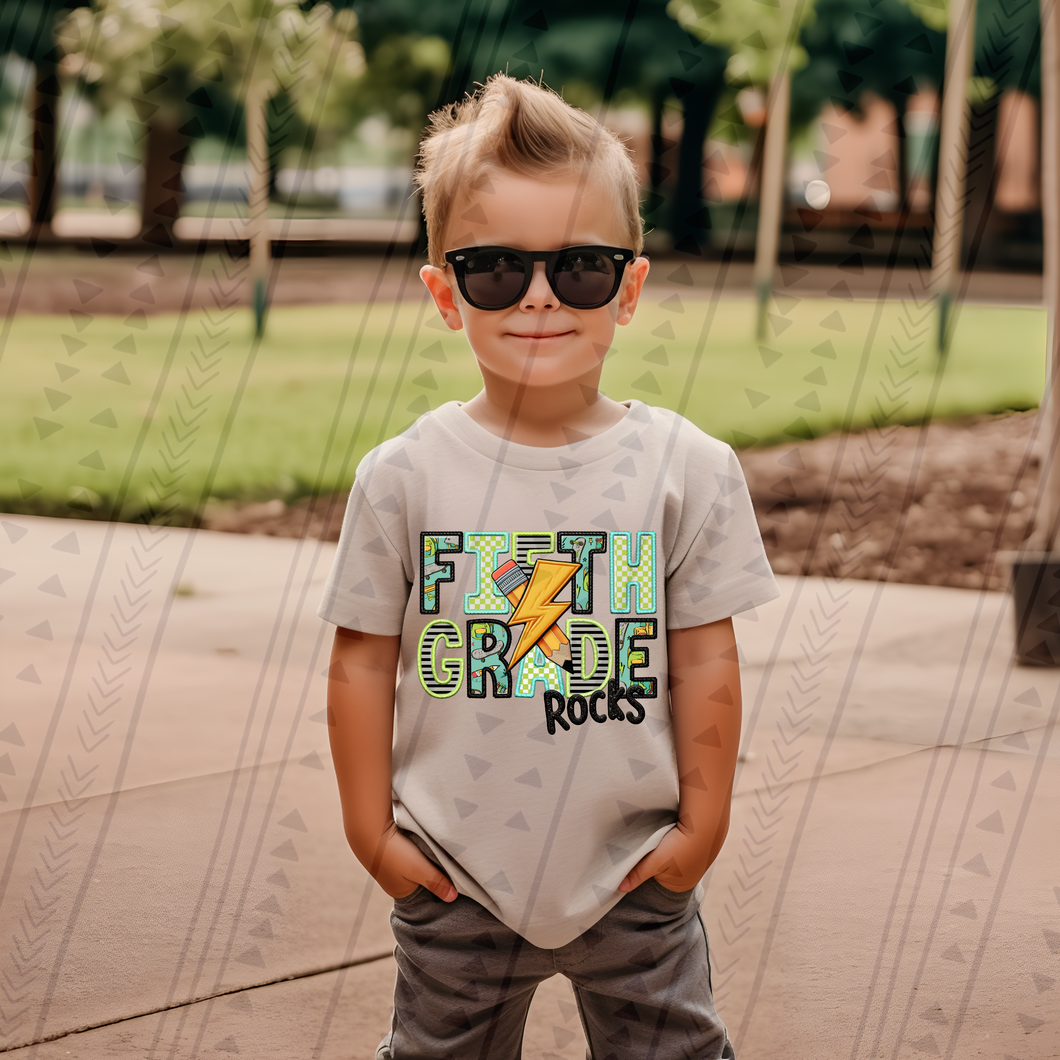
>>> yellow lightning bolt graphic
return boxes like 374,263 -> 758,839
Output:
507,559 -> 580,670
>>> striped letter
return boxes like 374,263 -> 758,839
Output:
417,620 -> 464,698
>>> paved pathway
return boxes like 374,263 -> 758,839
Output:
1,516 -> 1057,1059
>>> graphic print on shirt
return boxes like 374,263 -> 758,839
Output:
416,530 -> 658,734
420,532 -> 464,613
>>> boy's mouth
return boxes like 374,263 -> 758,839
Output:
507,330 -> 575,340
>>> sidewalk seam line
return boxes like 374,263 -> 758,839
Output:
0,948 -> 394,1054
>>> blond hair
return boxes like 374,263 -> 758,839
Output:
414,74 -> 643,266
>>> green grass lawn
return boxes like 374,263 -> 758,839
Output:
0,295 -> 1046,524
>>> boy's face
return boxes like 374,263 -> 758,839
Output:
420,171 -> 649,393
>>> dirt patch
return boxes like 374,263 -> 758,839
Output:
203,495 -> 350,542
201,411 -> 1043,591
739,409 -> 1040,591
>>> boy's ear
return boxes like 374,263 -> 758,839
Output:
615,256 -> 650,327
420,265 -> 464,331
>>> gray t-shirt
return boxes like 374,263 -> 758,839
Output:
318,399 -> 780,948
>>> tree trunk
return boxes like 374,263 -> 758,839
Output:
960,93 -> 1000,266
1038,0 -> 1060,550
895,103 -> 908,213
28,61 -> 60,234
246,82 -> 270,336
140,121 -> 190,247
645,85 -> 670,227
668,71 -> 725,255
931,0 -> 976,351
753,71 -> 790,338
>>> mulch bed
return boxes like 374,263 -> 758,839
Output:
202,411 -> 1043,591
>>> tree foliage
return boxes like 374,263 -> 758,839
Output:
668,0 -> 816,84
351,0 -> 725,116
896,0 -> 948,32
791,0 -> 946,131
56,0 -> 363,140
895,0 -> 1042,96
350,0 -> 730,247
1,1 -> 91,226
791,0 -> 1040,136
973,0 -> 1040,99
328,32 -> 449,137
52,0 -> 362,242
1,1 -> 88,64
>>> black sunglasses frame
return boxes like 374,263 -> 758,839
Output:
443,245 -> 636,311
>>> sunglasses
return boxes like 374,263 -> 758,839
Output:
443,245 -> 636,311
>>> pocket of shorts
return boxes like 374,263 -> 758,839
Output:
642,876 -> 695,902
392,884 -> 427,905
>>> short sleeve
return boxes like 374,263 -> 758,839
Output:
317,483 -> 411,634
666,446 -> 781,628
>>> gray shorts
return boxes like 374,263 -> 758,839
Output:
377,877 -> 735,1060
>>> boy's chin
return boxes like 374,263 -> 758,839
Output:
482,363 -> 598,389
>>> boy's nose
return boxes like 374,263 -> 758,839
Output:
519,261 -> 557,311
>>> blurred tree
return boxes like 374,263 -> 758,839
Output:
670,0 -> 817,335
1036,0 -> 1060,550
902,0 -> 974,350
351,0 -> 730,248
510,7 -> 729,254
791,0 -> 1038,184
792,0 -> 946,208
57,0 -> 362,251
893,0 -> 1041,348
900,0 -> 947,30
319,31 -> 450,158
1,0 -> 90,234
973,0 -> 1041,98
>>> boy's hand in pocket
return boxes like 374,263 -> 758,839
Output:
617,822 -> 706,894
371,823 -> 458,902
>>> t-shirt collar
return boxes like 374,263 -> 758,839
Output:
429,399 -> 650,471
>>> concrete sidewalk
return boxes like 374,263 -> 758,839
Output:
1,515 -> 1057,1059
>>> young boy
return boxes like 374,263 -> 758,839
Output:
318,75 -> 780,1060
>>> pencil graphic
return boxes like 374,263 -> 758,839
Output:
492,559 -> 575,672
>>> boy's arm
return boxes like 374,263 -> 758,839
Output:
328,626 -> 457,901
618,617 -> 741,893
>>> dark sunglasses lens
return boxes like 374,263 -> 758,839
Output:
553,250 -> 617,307
462,250 -> 526,307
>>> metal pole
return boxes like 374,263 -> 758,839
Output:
754,71 -> 790,340
931,0 -> 976,353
